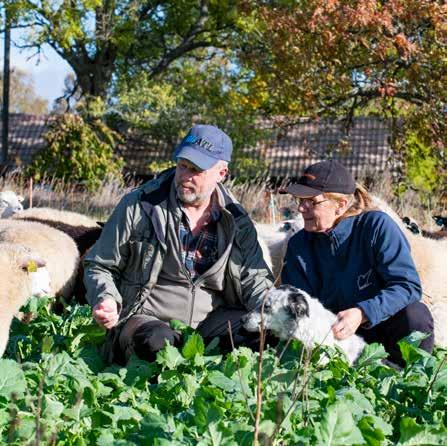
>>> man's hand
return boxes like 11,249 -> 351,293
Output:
93,298 -> 119,329
332,307 -> 366,340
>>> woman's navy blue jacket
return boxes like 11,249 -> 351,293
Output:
281,210 -> 422,328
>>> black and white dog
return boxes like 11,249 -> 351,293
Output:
243,285 -> 366,365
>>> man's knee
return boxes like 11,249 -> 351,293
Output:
118,317 -> 180,363
132,321 -> 180,361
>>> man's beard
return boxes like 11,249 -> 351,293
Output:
176,185 -> 210,205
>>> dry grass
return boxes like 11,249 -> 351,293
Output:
0,173 -> 135,222
1,171 -> 444,229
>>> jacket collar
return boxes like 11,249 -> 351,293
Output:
314,215 -> 355,251
139,167 -> 247,221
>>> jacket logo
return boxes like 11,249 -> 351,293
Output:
357,269 -> 373,291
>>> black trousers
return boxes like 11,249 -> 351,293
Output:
356,301 -> 434,367
114,306 -> 263,364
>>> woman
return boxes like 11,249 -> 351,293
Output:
281,159 -> 434,367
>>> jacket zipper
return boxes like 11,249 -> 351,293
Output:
188,283 -> 197,326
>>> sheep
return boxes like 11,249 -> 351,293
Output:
12,207 -> 100,228
0,243 -> 51,356
402,215 -> 447,240
256,217 -> 304,277
10,217 -> 103,257
401,232 -> 447,348
0,220 -> 79,299
0,190 -> 24,218
11,217 -> 103,304
371,195 -> 447,348
243,285 -> 366,365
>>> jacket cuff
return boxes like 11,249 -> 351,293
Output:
357,301 -> 378,328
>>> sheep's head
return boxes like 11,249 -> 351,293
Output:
0,191 -> 24,218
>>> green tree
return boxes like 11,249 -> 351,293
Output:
4,0 -> 240,100
111,54 -> 270,144
0,67 -> 48,114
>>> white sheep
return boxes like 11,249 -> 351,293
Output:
0,243 -> 51,356
0,190 -> 24,218
371,195 -> 447,348
12,207 -> 100,228
0,220 -> 79,299
256,217 -> 304,277
243,285 -> 366,365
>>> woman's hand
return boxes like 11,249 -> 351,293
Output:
93,298 -> 119,329
332,307 -> 366,340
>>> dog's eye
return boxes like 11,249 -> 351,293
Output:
263,303 -> 271,311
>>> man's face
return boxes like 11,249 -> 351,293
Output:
175,158 -> 228,205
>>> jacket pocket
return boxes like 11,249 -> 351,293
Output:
123,230 -> 156,284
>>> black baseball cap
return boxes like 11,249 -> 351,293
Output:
284,159 -> 356,197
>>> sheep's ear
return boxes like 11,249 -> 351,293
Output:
20,257 -> 46,271
288,292 -> 309,318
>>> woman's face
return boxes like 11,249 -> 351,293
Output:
296,194 -> 341,232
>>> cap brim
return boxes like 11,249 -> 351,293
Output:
174,146 -> 219,170
282,184 -> 322,197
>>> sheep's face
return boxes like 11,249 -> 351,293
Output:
243,285 -> 310,339
0,191 -> 24,218
30,267 -> 51,297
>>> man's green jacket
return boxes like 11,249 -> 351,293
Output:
83,168 -> 273,331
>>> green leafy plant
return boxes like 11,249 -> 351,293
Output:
2,297 -> 446,445
26,114 -> 124,191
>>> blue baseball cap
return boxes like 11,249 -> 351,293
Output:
174,125 -> 232,170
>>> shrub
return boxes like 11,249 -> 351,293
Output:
230,156 -> 270,183
147,159 -> 176,176
27,114 -> 124,191
404,133 -> 442,194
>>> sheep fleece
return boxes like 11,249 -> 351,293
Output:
0,220 -> 79,298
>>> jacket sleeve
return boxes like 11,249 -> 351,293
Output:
83,193 -> 137,310
236,219 -> 274,311
357,214 -> 422,328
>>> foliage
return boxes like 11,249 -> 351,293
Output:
109,55 -> 274,158
230,156 -> 270,183
147,160 -> 177,176
239,0 -> 447,112
26,113 -> 124,191
402,132 -> 443,196
238,0 -> 447,145
5,0 -> 240,100
0,67 -> 48,114
1,297 -> 446,445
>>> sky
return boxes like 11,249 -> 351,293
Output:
2,28 -> 73,111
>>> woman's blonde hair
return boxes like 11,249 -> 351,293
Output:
324,183 -> 373,225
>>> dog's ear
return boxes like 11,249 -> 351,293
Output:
287,292 -> 309,318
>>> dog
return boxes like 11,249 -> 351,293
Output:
243,285 -> 366,365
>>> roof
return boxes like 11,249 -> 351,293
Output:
0,113 -> 54,167
1,114 -> 393,178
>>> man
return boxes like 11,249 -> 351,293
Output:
84,124 -> 273,364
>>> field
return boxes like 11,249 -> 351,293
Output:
1,173 -> 446,445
